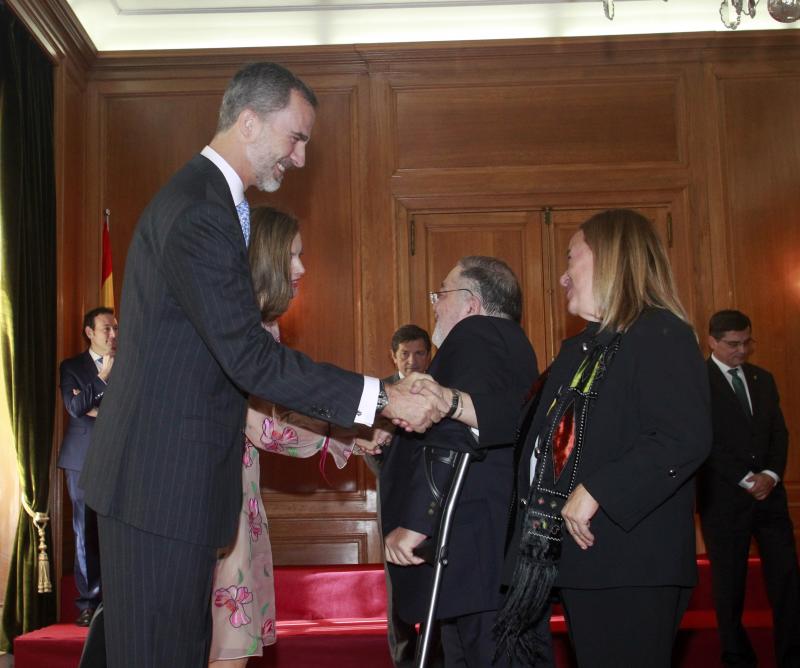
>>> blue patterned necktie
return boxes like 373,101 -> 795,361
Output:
236,199 -> 250,246
728,368 -> 751,416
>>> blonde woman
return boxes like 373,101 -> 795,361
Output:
497,209 -> 712,667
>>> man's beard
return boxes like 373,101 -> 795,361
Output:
432,321 -> 445,348
246,141 -> 284,193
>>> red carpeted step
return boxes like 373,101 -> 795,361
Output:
15,557 -> 775,668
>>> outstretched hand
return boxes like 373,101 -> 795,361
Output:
354,421 -> 394,455
382,372 -> 448,433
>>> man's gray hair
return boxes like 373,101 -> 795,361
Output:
217,62 -> 318,132
458,256 -> 522,323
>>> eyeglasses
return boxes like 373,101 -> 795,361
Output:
429,288 -> 474,305
719,338 -> 755,350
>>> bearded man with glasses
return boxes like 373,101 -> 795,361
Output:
380,256 -> 540,667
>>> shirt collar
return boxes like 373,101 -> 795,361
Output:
711,353 -> 739,376
201,145 -> 245,207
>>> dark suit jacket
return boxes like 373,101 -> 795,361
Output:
697,359 -> 789,520
509,308 -> 711,589
81,154 -> 364,548
381,315 -> 538,622
57,350 -> 106,472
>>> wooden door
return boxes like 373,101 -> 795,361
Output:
405,210 -> 547,358
399,204 -> 674,364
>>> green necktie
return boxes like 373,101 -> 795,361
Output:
728,368 -> 751,416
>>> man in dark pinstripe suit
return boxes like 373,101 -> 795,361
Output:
80,62 -> 446,668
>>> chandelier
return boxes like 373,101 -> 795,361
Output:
601,0 -> 800,28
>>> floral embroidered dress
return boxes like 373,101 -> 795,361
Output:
209,323 -> 355,661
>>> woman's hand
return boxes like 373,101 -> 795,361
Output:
354,423 -> 393,455
561,483 -> 599,550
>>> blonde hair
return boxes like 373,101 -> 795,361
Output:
581,209 -> 688,332
248,207 -> 299,323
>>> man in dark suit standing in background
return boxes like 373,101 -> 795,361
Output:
57,307 -> 117,626
698,309 -> 800,667
370,324 -> 436,667
386,324 -> 432,386
80,62 -> 446,668
381,256 -> 538,667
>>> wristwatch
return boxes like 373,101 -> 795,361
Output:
376,379 -> 389,413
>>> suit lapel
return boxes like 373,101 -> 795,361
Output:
195,154 -> 239,223
741,363 -> 761,419
82,350 -> 100,380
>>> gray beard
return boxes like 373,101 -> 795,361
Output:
256,175 -> 281,193
432,322 -> 445,348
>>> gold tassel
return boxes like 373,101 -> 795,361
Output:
22,494 -> 52,595
33,513 -> 53,594
33,513 -> 52,593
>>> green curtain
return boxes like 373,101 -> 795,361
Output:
0,6 -> 57,652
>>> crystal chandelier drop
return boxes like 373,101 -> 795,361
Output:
768,0 -> 800,21
601,0 -> 800,27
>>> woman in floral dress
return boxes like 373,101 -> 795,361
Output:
208,207 -> 357,667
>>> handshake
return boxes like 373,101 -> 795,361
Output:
355,372 -> 456,455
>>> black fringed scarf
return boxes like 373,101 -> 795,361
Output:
494,329 -> 622,665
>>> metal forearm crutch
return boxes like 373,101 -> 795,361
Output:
415,449 -> 473,668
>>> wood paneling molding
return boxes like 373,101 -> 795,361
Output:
6,0 -> 95,70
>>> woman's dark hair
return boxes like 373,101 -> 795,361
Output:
248,207 -> 299,323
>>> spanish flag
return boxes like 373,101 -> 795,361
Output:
101,213 -> 114,308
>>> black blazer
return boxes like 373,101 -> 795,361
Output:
57,350 -> 106,472
697,359 -> 789,519
509,309 -> 711,589
81,154 -> 364,548
381,315 -> 538,622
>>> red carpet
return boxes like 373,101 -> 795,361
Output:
14,557 -> 775,667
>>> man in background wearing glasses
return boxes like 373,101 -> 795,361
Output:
697,309 -> 800,667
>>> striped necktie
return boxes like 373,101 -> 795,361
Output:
236,200 -> 250,246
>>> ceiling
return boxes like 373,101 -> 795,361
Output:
64,0 -> 799,51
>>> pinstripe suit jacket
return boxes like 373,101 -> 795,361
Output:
81,154 -> 364,548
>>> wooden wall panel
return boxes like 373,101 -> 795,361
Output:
395,79 -> 682,170
100,89 -> 222,297
53,62 -> 91,580
50,30 -> 800,568
715,70 -> 800,530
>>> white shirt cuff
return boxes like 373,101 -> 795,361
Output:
354,376 -> 379,426
762,469 -> 780,484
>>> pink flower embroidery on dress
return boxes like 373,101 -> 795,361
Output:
214,585 -> 253,628
242,440 -> 255,468
261,617 -> 275,640
259,416 -> 299,454
247,497 -> 263,542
